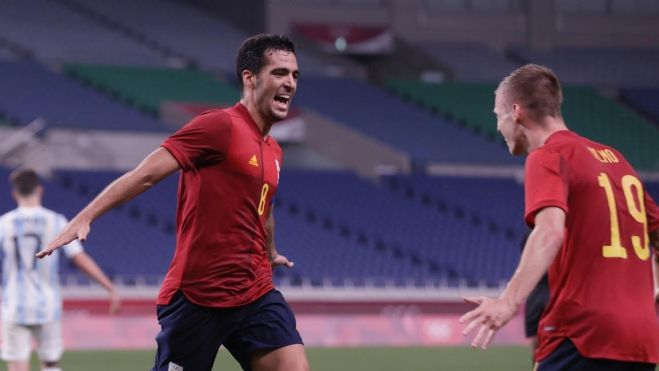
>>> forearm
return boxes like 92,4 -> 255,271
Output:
72,253 -> 115,293
77,171 -> 150,223
500,216 -> 563,307
77,148 -> 176,223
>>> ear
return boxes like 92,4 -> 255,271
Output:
512,103 -> 523,123
242,69 -> 255,89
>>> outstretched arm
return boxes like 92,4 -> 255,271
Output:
37,147 -> 180,258
71,252 -> 121,313
461,206 -> 565,349
266,208 -> 294,268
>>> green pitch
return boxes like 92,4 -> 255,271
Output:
11,346 -> 534,370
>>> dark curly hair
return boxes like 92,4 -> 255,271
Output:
236,34 -> 296,86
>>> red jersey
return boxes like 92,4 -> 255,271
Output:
159,103 -> 282,308
525,130 -> 659,363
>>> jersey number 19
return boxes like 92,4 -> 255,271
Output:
598,173 -> 649,260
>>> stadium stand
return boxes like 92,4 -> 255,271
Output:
275,209 -> 439,287
382,174 -> 526,240
511,47 -> 659,87
620,88 -> 659,126
0,60 -> 169,131
47,170 -> 176,284
277,170 -> 520,287
42,168 -> 522,287
0,0 -> 164,65
0,166 -> 173,284
53,169 -> 178,232
647,181 -> 659,201
53,0 -> 245,70
50,0 -> 333,75
293,77 -> 522,166
0,47 -> 16,60
64,64 -> 241,115
561,87 -> 659,170
422,43 -> 520,82
0,167 -> 12,212
1,0 -> 658,295
387,80 -> 659,170
387,81 -> 500,138
49,168 -> 445,287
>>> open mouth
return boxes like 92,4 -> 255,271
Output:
273,94 -> 291,110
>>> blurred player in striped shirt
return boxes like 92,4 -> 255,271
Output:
0,169 -> 120,371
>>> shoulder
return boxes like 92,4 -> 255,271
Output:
171,109 -> 234,141
525,145 -> 573,183
528,131 -> 584,166
32,208 -> 65,226
0,210 -> 16,234
53,211 -> 67,223
0,209 -> 17,222
35,207 -> 60,219
0,211 -> 9,226
527,145 -> 561,166
191,109 -> 234,129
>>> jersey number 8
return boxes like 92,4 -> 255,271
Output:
258,183 -> 269,216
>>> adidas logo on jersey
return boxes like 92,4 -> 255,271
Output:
248,155 -> 259,167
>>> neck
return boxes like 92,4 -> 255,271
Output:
525,116 -> 568,152
17,197 -> 40,208
240,97 -> 272,136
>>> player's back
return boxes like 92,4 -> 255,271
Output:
534,130 -> 659,363
0,206 -> 67,325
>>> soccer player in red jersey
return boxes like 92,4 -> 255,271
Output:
461,64 -> 659,370
36,34 -> 309,371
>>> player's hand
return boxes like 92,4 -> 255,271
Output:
271,253 -> 294,268
36,216 -> 91,258
459,296 -> 518,350
109,289 -> 121,315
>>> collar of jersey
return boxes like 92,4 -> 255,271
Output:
545,129 -> 573,145
235,102 -> 268,141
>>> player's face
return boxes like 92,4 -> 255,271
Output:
253,49 -> 299,123
494,92 -> 528,155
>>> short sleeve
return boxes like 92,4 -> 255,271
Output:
524,150 -> 570,227
161,110 -> 233,172
57,214 -> 84,258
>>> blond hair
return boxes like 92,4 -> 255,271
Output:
496,64 -> 563,121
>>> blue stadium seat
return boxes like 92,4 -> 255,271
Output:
422,42 -> 520,82
293,77 -> 523,166
513,47 -> 659,87
621,88 -> 659,126
0,0 -> 164,65
0,60 -> 170,131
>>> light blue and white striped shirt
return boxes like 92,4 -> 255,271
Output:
0,206 -> 82,324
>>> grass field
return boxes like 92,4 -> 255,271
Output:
10,346 -> 535,370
